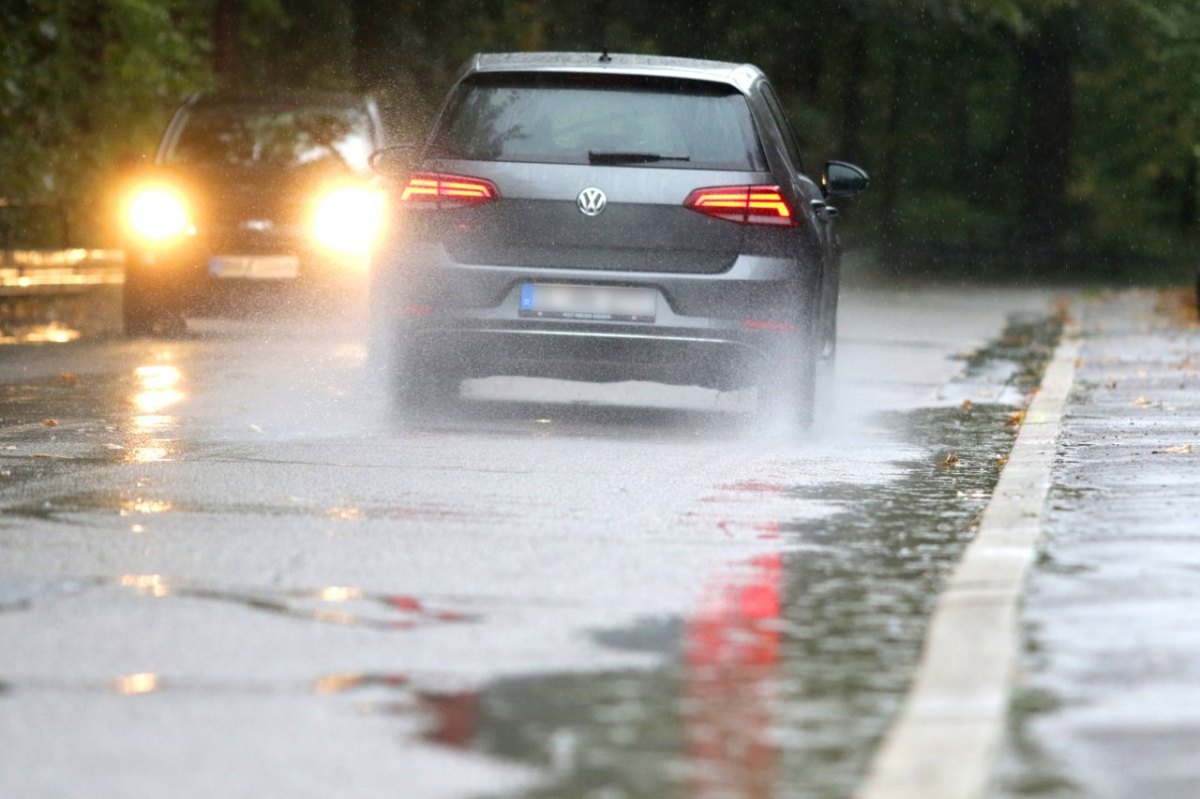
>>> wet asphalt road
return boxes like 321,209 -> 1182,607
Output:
0,281 -> 1054,798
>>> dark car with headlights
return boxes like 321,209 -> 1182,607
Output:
370,53 -> 867,424
120,92 -> 385,335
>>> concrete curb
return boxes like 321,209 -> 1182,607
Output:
855,307 -> 1082,799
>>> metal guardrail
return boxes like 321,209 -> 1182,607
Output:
0,248 -> 124,295
0,249 -> 124,344
1,197 -> 124,295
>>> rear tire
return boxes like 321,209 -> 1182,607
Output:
122,280 -> 156,337
757,338 -> 818,433
397,370 -> 460,412
122,270 -> 187,337
392,347 -> 461,417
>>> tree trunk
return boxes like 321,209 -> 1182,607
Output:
212,0 -> 238,90
837,24 -> 868,162
879,50 -> 906,243
1016,13 -> 1076,245
1180,151 -> 1197,232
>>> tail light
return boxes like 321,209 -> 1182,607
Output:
399,172 -> 499,208
742,319 -> 798,333
684,185 -> 794,226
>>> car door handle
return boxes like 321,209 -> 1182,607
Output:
810,200 -> 839,220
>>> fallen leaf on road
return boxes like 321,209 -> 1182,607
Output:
1005,410 -> 1025,429
961,399 -> 973,411
42,419 -> 58,427
936,452 -> 960,469
996,455 -> 1009,467
1132,396 -> 1153,406
1053,296 -> 1075,325
59,372 -> 78,383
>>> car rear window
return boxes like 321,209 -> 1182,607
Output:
432,73 -> 766,170
164,105 -> 374,173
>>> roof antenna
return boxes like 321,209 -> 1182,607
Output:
599,47 -> 612,63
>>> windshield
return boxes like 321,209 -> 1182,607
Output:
164,104 -> 374,173
433,74 -> 765,170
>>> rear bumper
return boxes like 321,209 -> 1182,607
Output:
373,242 -> 822,389
394,317 -> 794,390
375,243 -> 818,319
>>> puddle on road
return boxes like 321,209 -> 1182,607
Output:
0,574 -> 482,632
0,362 -> 188,487
0,667 -> 416,700
437,315 -> 1059,799
0,361 -> 470,527
0,486 -> 470,527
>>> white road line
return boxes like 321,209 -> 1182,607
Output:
855,307 -> 1082,799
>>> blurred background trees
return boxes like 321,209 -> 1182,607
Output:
2,0 -> 1197,276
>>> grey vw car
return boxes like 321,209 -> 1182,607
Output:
370,52 -> 867,423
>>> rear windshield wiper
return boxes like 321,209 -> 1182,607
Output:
587,151 -> 691,165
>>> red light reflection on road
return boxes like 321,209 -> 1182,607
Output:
418,691 -> 482,748
685,553 -> 783,798
126,359 -> 182,461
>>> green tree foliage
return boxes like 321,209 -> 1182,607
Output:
0,0 -> 211,212
1,0 -> 1197,268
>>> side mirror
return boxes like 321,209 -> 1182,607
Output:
822,161 -> 869,198
369,144 -> 419,180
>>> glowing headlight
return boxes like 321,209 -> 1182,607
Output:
312,186 -> 385,255
126,186 -> 190,241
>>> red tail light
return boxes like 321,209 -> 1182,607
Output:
684,185 -> 794,226
742,319 -> 798,333
398,173 -> 499,207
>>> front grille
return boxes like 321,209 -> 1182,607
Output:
207,221 -> 305,254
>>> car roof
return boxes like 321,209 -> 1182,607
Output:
186,91 -> 373,110
465,52 -> 765,94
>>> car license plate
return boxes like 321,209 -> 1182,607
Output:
519,283 -> 656,322
208,255 -> 300,280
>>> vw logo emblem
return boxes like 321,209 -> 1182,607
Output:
577,187 -> 607,216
